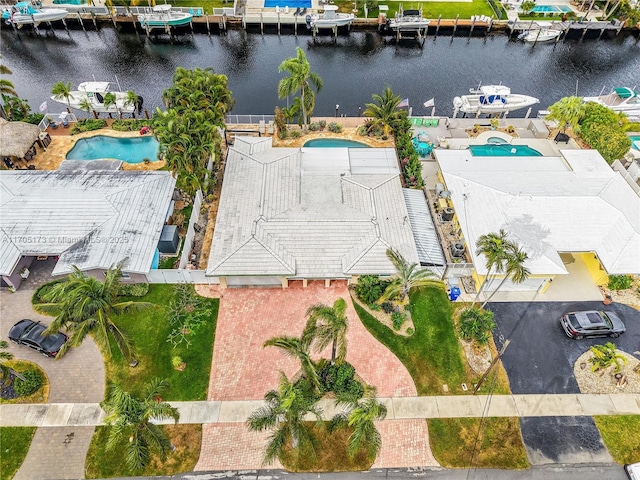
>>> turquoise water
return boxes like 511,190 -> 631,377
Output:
630,135 -> 640,151
264,0 -> 311,7
66,135 -> 160,164
531,4 -> 572,13
487,137 -> 509,144
469,144 -> 543,156
303,139 -> 368,148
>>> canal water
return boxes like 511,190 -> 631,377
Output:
1,27 -> 639,117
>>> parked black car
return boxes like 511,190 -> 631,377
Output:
8,319 -> 67,357
560,310 -> 626,339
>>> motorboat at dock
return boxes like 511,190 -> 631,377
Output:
2,1 -> 68,26
137,5 -> 193,30
306,5 -> 354,29
518,27 -> 562,42
453,84 -> 540,116
50,81 -> 142,114
583,87 -> 640,121
386,9 -> 430,31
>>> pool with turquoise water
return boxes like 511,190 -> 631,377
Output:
66,135 -> 160,164
630,135 -> 640,150
303,139 -> 368,148
469,144 -> 542,156
264,0 -> 311,8
531,4 -> 573,13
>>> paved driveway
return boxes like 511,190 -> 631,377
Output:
489,301 -> 640,465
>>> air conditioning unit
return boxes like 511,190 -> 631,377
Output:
442,207 -> 455,222
450,242 -> 465,258
435,183 -> 445,196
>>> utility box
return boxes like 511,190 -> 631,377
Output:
158,225 -> 179,254
448,286 -> 461,301
528,119 -> 549,139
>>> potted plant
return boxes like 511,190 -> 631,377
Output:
490,118 -> 499,130
172,355 -> 186,371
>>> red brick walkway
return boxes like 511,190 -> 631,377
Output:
199,281 -> 417,401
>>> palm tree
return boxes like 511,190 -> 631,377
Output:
103,92 -> 118,118
546,96 -> 585,133
303,298 -> 348,365
379,248 -> 444,304
277,47 -> 323,131
330,386 -> 387,459
480,243 -> 530,308
363,87 -> 406,137
247,372 -> 322,465
589,342 -> 628,374
34,264 -> 155,362
264,336 -> 320,393
125,90 -> 139,118
0,340 -> 14,380
472,229 -> 513,307
78,98 -> 96,119
102,378 -> 180,471
51,81 -> 72,107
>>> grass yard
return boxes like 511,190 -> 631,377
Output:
333,0 -> 496,19
428,418 -> 529,469
85,424 -> 201,478
280,422 -> 375,472
106,284 -> 219,401
0,427 -> 37,480
593,415 -> 640,465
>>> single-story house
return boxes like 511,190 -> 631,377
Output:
206,136 -> 445,287
0,169 -> 176,290
435,148 -> 640,293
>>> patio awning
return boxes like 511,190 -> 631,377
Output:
403,188 -> 446,275
0,118 -> 40,158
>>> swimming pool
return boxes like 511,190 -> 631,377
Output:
66,135 -> 160,164
469,144 -> 542,156
303,139 -> 368,148
531,4 -> 573,13
630,135 -> 640,151
264,0 -> 311,8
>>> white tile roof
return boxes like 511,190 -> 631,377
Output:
207,137 -> 419,278
436,149 -> 640,276
0,170 -> 175,276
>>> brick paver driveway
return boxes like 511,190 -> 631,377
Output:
1,286 -> 105,479
195,281 -> 438,471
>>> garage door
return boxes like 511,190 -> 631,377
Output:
485,276 -> 547,292
226,276 -> 282,287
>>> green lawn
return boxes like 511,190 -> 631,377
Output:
333,0 -> 496,19
428,418 -> 529,469
354,287 -> 471,395
106,284 -> 219,401
85,424 -> 201,478
593,415 -> 640,465
0,427 -> 37,480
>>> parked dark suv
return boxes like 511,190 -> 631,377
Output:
560,310 -> 626,339
8,319 -> 67,357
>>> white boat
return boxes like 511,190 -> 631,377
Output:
386,9 -> 430,31
2,1 -> 68,26
518,28 -> 562,42
583,87 -> 640,121
453,85 -> 539,115
137,5 -> 193,30
306,5 -> 354,29
50,82 -> 141,114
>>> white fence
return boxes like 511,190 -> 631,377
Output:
50,5 -> 110,14
226,114 -> 275,124
146,269 -> 219,284
213,7 -> 236,16
113,5 -> 204,16
179,189 -> 204,269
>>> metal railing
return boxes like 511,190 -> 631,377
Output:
225,114 -> 275,124
113,5 -> 204,16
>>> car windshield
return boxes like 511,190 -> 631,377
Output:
566,314 -> 581,329
41,335 -> 62,349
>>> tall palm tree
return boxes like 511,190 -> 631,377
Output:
102,378 -> 180,471
363,87 -> 406,137
379,248 -> 444,304
330,386 -> 387,459
34,264 -> 155,362
472,229 -> 513,307
303,298 -> 348,365
51,81 -> 72,107
546,96 -> 585,133
277,47 -> 323,131
0,79 -> 18,120
79,98 -> 96,119
480,243 -> 530,308
247,372 -> 322,465
124,90 -> 139,117
103,92 -> 118,118
264,336 -> 320,393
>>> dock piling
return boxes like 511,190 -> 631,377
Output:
453,14 -> 459,35
205,14 -> 210,35
91,11 -> 97,29
435,14 -> 441,36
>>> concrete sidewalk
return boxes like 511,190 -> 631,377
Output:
2,393 -> 638,427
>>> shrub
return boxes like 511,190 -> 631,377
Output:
14,369 -> 42,397
381,302 -> 394,314
355,275 -> 390,304
327,122 -> 342,133
308,121 -> 326,132
391,311 -> 405,330
166,284 -> 214,348
608,275 -> 633,291
589,342 -> 627,373
117,283 -> 150,297
458,307 -> 496,346
318,120 -> 327,129
24,113 -> 45,125
368,303 -> 381,311
111,119 -> 151,132
290,130 -> 301,138
172,355 -> 184,369
70,119 -> 107,135
406,327 -> 414,335
319,362 -> 364,402
581,123 -> 631,164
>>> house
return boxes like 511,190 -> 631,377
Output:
434,148 -> 640,294
0,169 -> 176,290
206,137 -> 445,287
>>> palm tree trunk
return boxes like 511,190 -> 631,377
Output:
331,340 -> 337,365
301,87 -> 307,130
472,267 -> 493,308
480,275 -> 510,309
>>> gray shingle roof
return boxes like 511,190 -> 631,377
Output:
207,138 -> 420,278
0,170 -> 175,276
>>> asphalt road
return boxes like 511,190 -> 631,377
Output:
489,301 -> 640,466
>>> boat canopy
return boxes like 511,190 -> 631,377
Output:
78,82 -> 111,93
479,85 -> 511,96
615,87 -> 639,99
322,4 -> 338,16
480,95 -> 507,105
152,4 -> 172,12
402,9 -> 420,16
